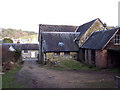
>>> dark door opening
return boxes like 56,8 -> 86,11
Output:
107,50 -> 120,68
91,50 -> 95,64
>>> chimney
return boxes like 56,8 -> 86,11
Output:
103,23 -> 107,30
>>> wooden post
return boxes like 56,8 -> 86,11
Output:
115,76 -> 120,88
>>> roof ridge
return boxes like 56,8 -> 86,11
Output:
39,24 -> 78,27
79,18 -> 98,27
41,32 -> 80,34
93,27 -> 120,33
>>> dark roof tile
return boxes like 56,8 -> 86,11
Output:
42,32 -> 80,52
2,43 -> 39,50
81,28 -> 119,49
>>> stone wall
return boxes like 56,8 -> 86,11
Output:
79,20 -> 104,46
44,52 -> 78,63
78,49 -> 85,62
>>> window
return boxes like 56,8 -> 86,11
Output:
114,34 -> 120,45
58,42 -> 64,46
24,50 -> 28,53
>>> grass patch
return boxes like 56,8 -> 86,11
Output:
105,68 -> 120,74
2,66 -> 25,88
45,60 -> 100,71
45,60 -> 119,74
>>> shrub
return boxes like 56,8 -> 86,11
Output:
13,49 -> 21,62
3,38 -> 13,43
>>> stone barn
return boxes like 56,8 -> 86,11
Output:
80,27 -> 120,68
39,32 -> 80,64
38,24 -> 79,63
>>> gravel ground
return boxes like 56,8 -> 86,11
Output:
14,60 -> 118,88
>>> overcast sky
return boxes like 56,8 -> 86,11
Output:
0,0 -> 119,33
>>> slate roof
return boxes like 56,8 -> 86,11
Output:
75,18 -> 100,40
2,43 -> 39,50
21,44 -> 39,50
41,32 -> 80,52
39,24 -> 78,32
81,28 -> 119,50
2,43 -> 22,50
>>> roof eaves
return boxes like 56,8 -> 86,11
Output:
75,26 -> 80,32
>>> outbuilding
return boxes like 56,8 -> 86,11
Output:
80,27 -> 120,68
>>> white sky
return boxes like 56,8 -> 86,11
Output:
0,0 -> 119,33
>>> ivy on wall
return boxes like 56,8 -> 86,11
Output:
13,49 -> 22,62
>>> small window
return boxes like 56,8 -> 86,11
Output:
55,52 -> 60,56
114,34 -> 120,45
58,42 -> 64,46
64,52 -> 70,55
24,50 -> 28,53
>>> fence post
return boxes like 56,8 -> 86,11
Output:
115,76 -> 120,88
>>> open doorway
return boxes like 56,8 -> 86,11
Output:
31,52 -> 36,58
107,50 -> 120,68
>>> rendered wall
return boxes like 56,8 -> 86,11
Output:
22,50 -> 38,59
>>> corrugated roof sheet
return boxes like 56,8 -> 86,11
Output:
42,32 -> 80,52
21,44 -> 39,50
81,28 -> 119,50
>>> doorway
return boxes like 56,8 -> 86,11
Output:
31,52 -> 35,58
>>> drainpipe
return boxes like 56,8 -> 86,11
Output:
39,24 -> 42,64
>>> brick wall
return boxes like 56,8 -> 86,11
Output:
96,50 -> 107,68
80,49 -> 119,68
